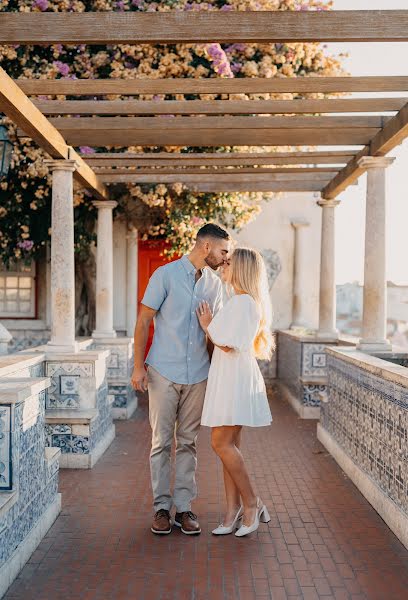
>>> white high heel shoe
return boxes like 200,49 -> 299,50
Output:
235,498 -> 270,537
212,506 -> 243,535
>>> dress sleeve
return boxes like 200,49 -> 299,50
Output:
207,295 -> 259,352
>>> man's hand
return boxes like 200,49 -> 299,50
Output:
131,365 -> 148,392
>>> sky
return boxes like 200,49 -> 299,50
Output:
326,0 -> 408,284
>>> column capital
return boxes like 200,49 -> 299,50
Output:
317,199 -> 340,209
357,156 -> 395,170
92,200 -> 118,210
44,159 -> 78,172
291,219 -> 310,229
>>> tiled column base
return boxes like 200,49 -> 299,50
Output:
92,337 -> 137,420
43,348 -> 115,468
277,330 -> 354,419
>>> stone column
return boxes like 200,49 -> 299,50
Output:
290,220 -> 310,329
357,156 -> 395,352
317,199 -> 340,340
44,160 -> 78,353
92,201 -> 118,339
126,228 -> 138,337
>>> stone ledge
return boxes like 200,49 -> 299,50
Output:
326,346 -> 408,387
0,378 -> 51,403
45,408 -> 98,425
300,376 -> 327,386
0,354 -> 45,379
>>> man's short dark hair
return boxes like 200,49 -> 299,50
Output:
196,223 -> 230,241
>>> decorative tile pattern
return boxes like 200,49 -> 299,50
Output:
303,384 -> 327,407
0,383 -> 60,569
322,354 -> 408,516
51,434 -> 89,454
0,405 -> 11,490
109,383 -> 134,408
259,248 -> 282,290
46,362 -> 93,408
302,343 -> 329,377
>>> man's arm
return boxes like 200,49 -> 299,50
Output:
131,304 -> 157,392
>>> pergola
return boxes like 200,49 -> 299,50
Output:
0,9 -> 408,352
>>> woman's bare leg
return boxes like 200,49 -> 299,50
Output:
211,426 -> 257,526
222,428 -> 242,525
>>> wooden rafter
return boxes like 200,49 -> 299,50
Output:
46,115 -> 389,130
28,127 -> 376,147
0,67 -> 108,200
16,76 -> 408,96
322,102 -> 408,199
0,11 -> 407,44
91,167 -> 339,175
33,98 -> 407,116
82,151 -> 356,168
101,175 -> 327,191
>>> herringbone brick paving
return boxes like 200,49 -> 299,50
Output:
4,387 -> 408,600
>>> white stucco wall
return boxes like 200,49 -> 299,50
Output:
234,192 -> 322,331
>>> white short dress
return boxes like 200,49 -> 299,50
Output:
201,294 -> 272,428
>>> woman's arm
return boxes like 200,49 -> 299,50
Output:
196,301 -> 233,354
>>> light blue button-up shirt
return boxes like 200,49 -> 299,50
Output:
141,255 -> 223,385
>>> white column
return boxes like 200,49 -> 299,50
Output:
126,228 -> 138,337
317,199 -> 340,340
290,220 -> 310,329
44,159 -> 79,353
92,201 -> 118,339
357,156 -> 395,352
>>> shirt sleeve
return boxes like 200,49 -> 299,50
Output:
141,266 -> 168,311
207,295 -> 259,352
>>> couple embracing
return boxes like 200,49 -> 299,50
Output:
131,223 -> 274,538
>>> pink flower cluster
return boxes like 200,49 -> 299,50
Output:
17,240 -> 34,251
32,0 -> 48,11
53,61 -> 70,77
205,43 -> 233,78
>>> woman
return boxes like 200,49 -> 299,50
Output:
196,247 -> 274,537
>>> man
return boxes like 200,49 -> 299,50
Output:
131,223 -> 231,535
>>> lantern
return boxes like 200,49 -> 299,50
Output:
0,126 -> 12,176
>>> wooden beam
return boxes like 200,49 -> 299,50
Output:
323,102 -> 408,199
36,128 -> 377,146
100,171 -> 330,183
107,179 -> 325,192
33,98 -> 407,116
85,156 -> 350,167
16,77 -> 408,96
370,101 -> 408,156
0,67 -> 108,199
1,11 -> 408,44
47,115 -> 387,130
92,167 -> 339,175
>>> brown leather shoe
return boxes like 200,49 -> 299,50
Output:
151,509 -> 172,535
174,511 -> 201,535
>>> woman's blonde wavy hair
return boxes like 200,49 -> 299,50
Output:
228,247 -> 275,361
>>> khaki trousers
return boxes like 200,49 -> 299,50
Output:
147,366 -> 207,513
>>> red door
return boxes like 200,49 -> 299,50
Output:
138,240 -> 179,357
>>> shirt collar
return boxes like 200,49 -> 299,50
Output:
181,255 -> 204,276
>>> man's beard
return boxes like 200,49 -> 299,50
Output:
205,253 -> 223,270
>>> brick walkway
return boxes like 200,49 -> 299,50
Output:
4,387 -> 408,600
